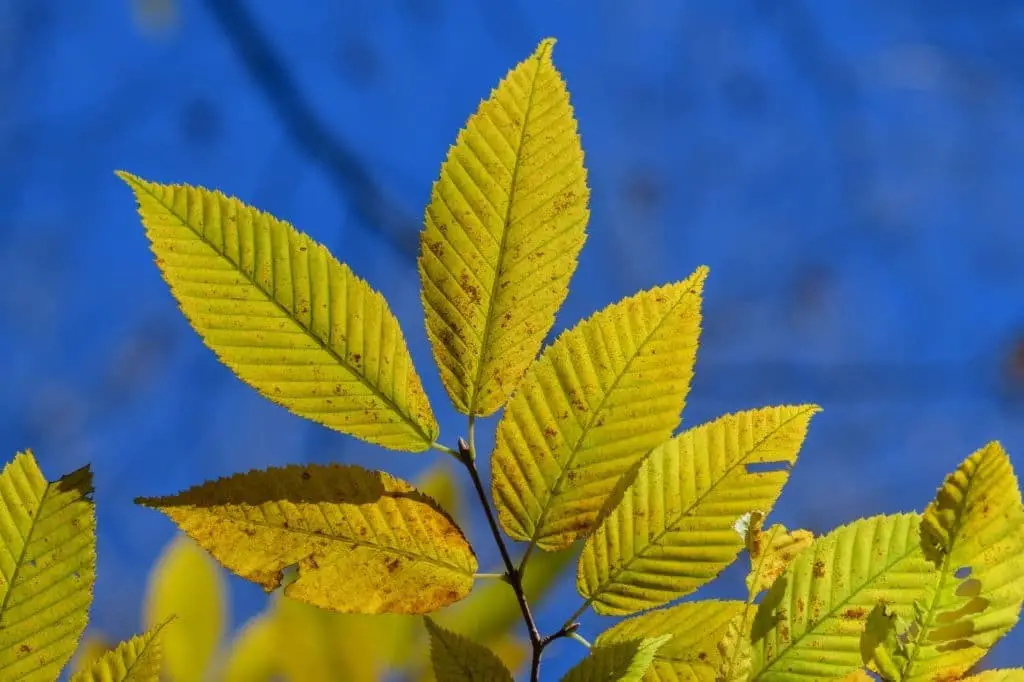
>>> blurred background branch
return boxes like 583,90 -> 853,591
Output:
201,0 -> 421,260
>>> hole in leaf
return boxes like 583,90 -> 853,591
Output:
954,566 -> 972,580
745,461 -> 791,475
956,577 -> 982,598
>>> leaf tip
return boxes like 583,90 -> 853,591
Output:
692,264 -> 710,287
536,37 -> 557,58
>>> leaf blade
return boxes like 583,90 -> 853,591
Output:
492,269 -> 707,551
963,671 -> 1024,682
561,636 -> 670,682
0,451 -> 95,682
425,617 -> 514,682
595,600 -> 745,681
749,513 -> 935,681
137,464 -> 477,614
898,442 -> 1024,681
119,172 -> 438,451
144,535 -> 225,682
70,621 -> 171,682
578,405 -> 819,615
419,38 -> 589,417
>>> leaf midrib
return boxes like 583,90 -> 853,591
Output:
162,504 -> 474,577
526,278 -> 702,548
584,408 -> 811,609
901,454 -> 985,680
466,42 -> 549,415
0,477 -> 52,629
130,177 -> 432,446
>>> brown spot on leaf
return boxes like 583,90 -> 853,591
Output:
842,607 -> 868,619
813,560 -> 826,578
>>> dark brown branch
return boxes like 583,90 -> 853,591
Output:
455,434 -> 547,679
201,0 -> 420,260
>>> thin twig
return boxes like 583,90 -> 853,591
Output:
562,600 -> 591,633
201,0 -> 420,260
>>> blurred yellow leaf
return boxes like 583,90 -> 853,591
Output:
219,614 -> 278,682
70,635 -> 115,677
144,534 -> 225,682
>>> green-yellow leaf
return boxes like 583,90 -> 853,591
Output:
70,636 -> 115,677
70,620 -> 171,682
492,269 -> 707,551
578,405 -> 819,615
561,636 -> 670,682
220,614 -> 278,682
896,442 -> 1024,682
419,38 -> 589,417
595,600 -> 744,681
0,451 -> 95,682
859,604 -> 903,682
144,534 -> 225,682
744,515 -> 815,600
963,672 -> 1024,682
750,513 -> 935,681
119,172 -> 438,452
718,515 -> 813,681
424,617 -> 514,682
136,464 -> 477,614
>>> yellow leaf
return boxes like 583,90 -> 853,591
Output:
595,600 -> 744,681
70,620 -> 171,682
486,635 -> 528,679
492,268 -> 707,551
745,517 -> 815,599
749,514 -> 935,681
896,442 -> 1024,681
424,618 -> 514,682
418,461 -> 463,523
220,614 -> 278,682
561,636 -> 670,682
119,172 -> 438,452
578,405 -> 819,615
144,535 -> 225,682
837,671 -> 876,682
717,614 -> 753,682
70,635 -> 114,677
419,38 -> 589,417
0,451 -> 95,682
272,595 -> 388,682
137,464 -> 477,614
963,671 -> 1024,682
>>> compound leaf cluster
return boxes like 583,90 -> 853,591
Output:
106,36 -> 1024,682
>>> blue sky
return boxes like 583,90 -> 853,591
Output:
2,0 -> 1024,677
